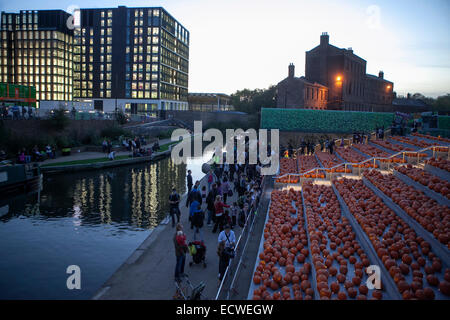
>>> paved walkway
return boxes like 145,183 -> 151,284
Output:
41,138 -> 175,165
93,175 -> 242,300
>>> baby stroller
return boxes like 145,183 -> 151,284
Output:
188,241 -> 207,268
173,275 -> 206,300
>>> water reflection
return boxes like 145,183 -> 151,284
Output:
0,148 -> 213,299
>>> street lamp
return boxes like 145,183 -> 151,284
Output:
336,76 -> 342,81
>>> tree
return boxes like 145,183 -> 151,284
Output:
433,94 -> 450,114
46,107 -> 70,131
231,85 -> 277,114
410,93 -> 435,107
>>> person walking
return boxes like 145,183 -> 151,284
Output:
169,187 -> 181,228
173,223 -> 188,282
212,195 -> 230,233
186,170 -> 193,195
229,163 -> 235,182
189,181 -> 202,204
207,170 -> 213,193
218,224 -> 236,250
189,196 -> 200,230
217,241 -> 229,286
217,225 -> 236,285
192,204 -> 205,242
222,176 -> 231,204
231,202 -> 239,228
45,144 -> 53,159
214,165 -> 222,183
329,139 -> 335,155
223,163 -> 229,181
206,184 -> 217,226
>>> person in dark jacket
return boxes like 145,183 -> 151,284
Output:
189,199 -> 200,229
169,187 -> 181,227
192,205 -> 205,242
186,181 -> 202,208
186,170 -> 193,195
206,184 -> 218,226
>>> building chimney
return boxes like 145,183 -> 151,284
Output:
378,71 -> 384,79
407,93 -> 411,99
320,32 -> 329,46
288,63 -> 295,78
347,47 -> 353,54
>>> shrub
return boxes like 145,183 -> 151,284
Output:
55,135 -> 71,149
261,108 -> 393,133
115,110 -> 128,125
157,128 -> 176,139
45,107 -> 70,131
100,126 -> 127,140
438,116 -> 450,130
81,131 -> 100,145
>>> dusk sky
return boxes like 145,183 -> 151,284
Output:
2,0 -> 449,97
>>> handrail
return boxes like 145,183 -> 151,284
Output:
215,176 -> 270,300
214,175 -> 267,300
275,143 -> 449,181
214,201 -> 255,300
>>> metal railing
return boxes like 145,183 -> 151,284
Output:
214,175 -> 269,300
276,143 -> 450,183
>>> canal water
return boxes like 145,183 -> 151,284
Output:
0,152 -> 211,299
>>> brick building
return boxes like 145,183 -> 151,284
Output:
276,33 -> 394,111
276,63 -> 328,109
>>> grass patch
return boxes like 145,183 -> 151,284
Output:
41,155 -> 130,167
159,141 -> 178,152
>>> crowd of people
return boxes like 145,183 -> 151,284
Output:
281,136 -> 339,158
1,104 -> 35,120
121,136 -> 160,158
16,144 -> 56,164
171,155 -> 264,286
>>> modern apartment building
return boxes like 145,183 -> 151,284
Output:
0,6 -> 189,115
0,10 -> 74,101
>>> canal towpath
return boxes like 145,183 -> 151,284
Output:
92,174 -> 242,300
40,138 -> 174,166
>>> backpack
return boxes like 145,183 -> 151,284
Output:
193,211 -> 204,228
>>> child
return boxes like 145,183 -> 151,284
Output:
176,230 -> 187,247
223,209 -> 232,228
231,202 -> 239,228
201,186 -> 207,201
